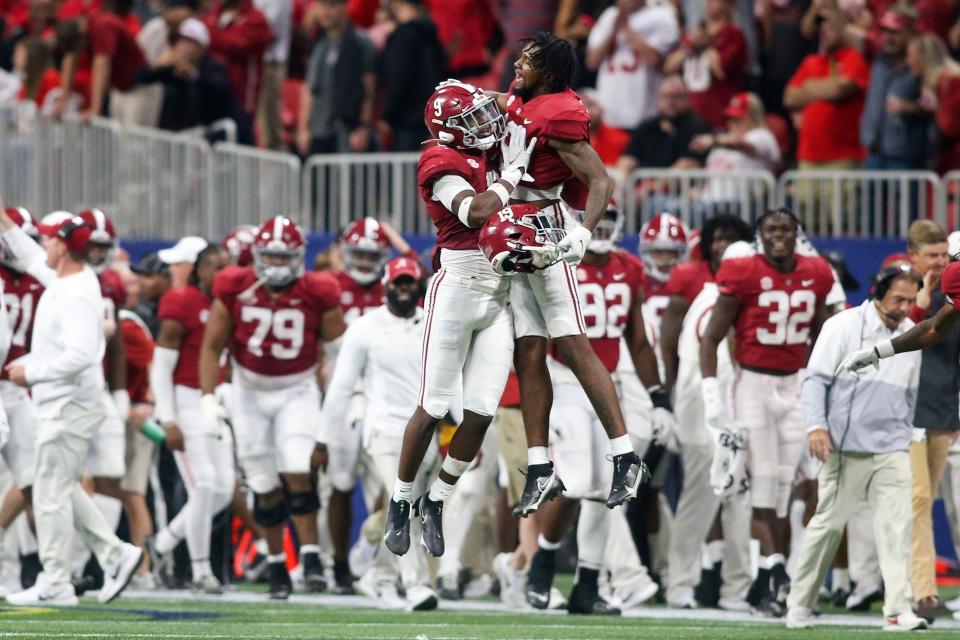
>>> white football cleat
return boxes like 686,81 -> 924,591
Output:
98,543 -> 144,604
6,583 -> 78,607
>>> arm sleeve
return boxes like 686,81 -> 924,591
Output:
24,294 -> 102,383
800,315 -> 843,430
432,174 -> 475,211
150,346 -> 179,423
317,322 -> 367,443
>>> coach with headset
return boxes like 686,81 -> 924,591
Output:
784,265 -> 926,631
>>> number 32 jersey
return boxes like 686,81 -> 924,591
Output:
717,254 -> 833,373
213,266 -> 341,379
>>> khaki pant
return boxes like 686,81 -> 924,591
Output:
788,450 -> 912,618
34,401 -> 124,591
257,61 -> 286,150
109,85 -> 162,128
494,407 -> 526,507
909,430 -> 954,600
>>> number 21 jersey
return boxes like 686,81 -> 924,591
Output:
213,266 -> 341,379
717,254 -> 833,373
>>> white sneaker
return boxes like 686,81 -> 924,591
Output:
191,574 -> 223,595
377,582 -> 407,610
718,596 -> 751,612
463,573 -> 494,599
945,595 -> 960,612
348,538 -> 378,579
406,584 -> 439,611
6,584 -> 78,607
128,572 -> 157,592
494,553 -> 527,610
668,591 -> 697,610
883,611 -> 928,631
98,543 -> 144,604
354,572 -> 380,600
786,606 -> 815,629
0,583 -> 8,598
618,581 -> 659,609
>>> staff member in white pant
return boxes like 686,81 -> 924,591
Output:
786,265 -> 926,631
2,211 -> 142,607
318,257 -> 438,611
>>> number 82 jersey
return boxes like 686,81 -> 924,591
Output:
717,254 -> 834,374
213,265 -> 341,379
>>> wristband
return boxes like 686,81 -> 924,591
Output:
457,196 -> 474,226
875,339 -> 895,359
489,181 -> 512,207
646,384 -> 672,411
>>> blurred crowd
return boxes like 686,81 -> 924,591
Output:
0,0 -> 957,169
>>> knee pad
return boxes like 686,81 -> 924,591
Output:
253,494 -> 289,528
286,489 -> 320,515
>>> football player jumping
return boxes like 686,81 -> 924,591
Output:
383,79 -> 536,558
490,32 -> 649,517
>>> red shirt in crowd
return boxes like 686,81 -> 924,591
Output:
591,123 -> 631,167
18,68 -> 60,107
204,0 -> 274,116
88,11 -> 146,92
427,0 -> 496,73
788,46 -> 869,163
59,0 -> 140,33
687,23 -> 747,130
934,72 -> 960,174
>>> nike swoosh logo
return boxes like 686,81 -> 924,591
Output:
529,591 -> 549,604
612,273 -> 626,281
536,477 -> 550,492
38,592 -> 60,602
801,279 -> 815,286
523,118 -> 533,125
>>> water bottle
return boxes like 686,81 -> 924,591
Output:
140,419 -> 166,445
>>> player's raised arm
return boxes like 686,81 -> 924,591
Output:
837,302 -> 960,374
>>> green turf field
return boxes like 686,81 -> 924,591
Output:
2,588 -> 959,640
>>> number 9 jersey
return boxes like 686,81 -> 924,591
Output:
213,265 -> 341,380
717,254 -> 834,373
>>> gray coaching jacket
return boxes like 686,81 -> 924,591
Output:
801,301 -> 921,454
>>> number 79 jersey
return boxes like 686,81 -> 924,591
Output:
213,266 -> 341,379
716,254 -> 834,373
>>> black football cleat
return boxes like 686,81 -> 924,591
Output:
413,495 -> 445,557
606,453 -> 650,509
384,498 -> 412,556
772,564 -> 791,607
302,551 -> 326,593
330,560 -> 356,595
568,582 -> 621,615
524,549 -> 556,610
267,561 -> 292,600
512,463 -> 566,518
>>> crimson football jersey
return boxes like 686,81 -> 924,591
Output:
665,260 -> 715,306
417,143 -> 491,252
717,254 -> 834,373
556,251 -> 644,373
213,266 -> 341,378
942,261 -> 960,306
99,268 -> 126,320
120,313 -> 154,403
332,270 -> 383,325
158,285 -> 216,389
0,266 -> 44,377
640,265 -> 672,351
504,87 -> 589,196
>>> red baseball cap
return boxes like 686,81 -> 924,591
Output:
724,92 -> 750,119
384,256 -> 424,283
37,212 -> 92,254
881,252 -> 911,267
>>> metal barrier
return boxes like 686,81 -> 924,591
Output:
1,100 -> 956,241
621,169 -> 777,233
777,170 -> 943,238
302,152 -> 424,234
211,143 -> 301,238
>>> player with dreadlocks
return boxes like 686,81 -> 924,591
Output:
482,32 -> 659,608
